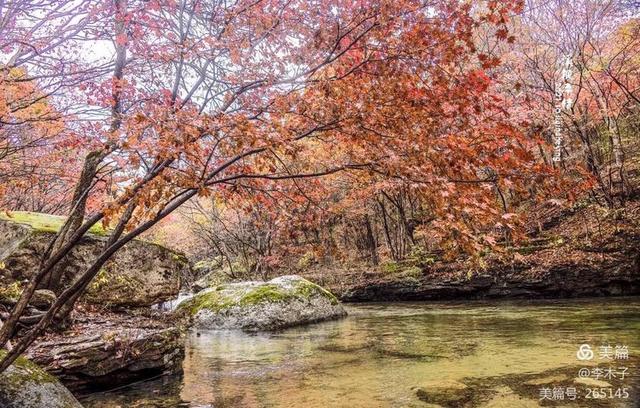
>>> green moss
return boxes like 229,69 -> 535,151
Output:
295,281 -> 318,298
193,257 -> 223,271
407,246 -> 436,267
0,350 -> 84,408
0,282 -> 22,303
294,279 -> 339,305
238,285 -> 294,306
171,253 -> 189,265
88,268 -> 110,293
181,285 -> 296,316
380,261 -> 424,283
402,266 -> 422,279
0,350 -> 57,386
381,261 -> 401,274
0,211 -> 106,235
179,290 -> 236,315
86,268 -> 144,302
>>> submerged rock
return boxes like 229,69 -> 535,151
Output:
574,377 -> 612,388
414,380 -> 472,406
479,386 -> 539,408
0,213 -> 189,307
0,351 -> 82,408
178,275 -> 346,331
522,374 -> 568,386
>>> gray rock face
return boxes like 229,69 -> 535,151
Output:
0,218 -> 189,307
339,265 -> 640,302
178,275 -> 347,331
0,352 -> 83,408
27,315 -> 184,393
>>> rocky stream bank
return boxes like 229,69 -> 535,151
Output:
0,212 -> 349,407
308,200 -> 640,302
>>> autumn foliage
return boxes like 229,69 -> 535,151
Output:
2,0 -> 639,372
1,0 -> 555,249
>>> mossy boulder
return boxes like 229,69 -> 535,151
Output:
177,275 -> 346,331
0,351 -> 82,408
0,213 -> 189,307
0,212 -> 105,235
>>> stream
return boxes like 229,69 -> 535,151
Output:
83,297 -> 640,407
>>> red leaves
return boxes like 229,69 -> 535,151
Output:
0,0 -> 570,264
496,27 -> 509,41
466,69 -> 492,92
115,33 -> 127,46
478,53 -> 501,69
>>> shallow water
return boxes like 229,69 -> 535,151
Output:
83,297 -> 640,407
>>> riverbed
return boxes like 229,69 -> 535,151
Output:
83,297 -> 640,407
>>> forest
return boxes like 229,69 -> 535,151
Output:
0,0 -> 639,407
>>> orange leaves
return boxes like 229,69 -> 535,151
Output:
0,67 -> 81,211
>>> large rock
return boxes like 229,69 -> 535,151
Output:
27,314 -> 184,393
339,263 -> 640,302
0,212 -> 189,307
178,275 -> 346,331
0,351 -> 83,408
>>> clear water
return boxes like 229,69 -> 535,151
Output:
83,298 -> 640,407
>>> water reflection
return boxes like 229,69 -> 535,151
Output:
84,298 -> 640,407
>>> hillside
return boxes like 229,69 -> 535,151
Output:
303,197 -> 640,301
